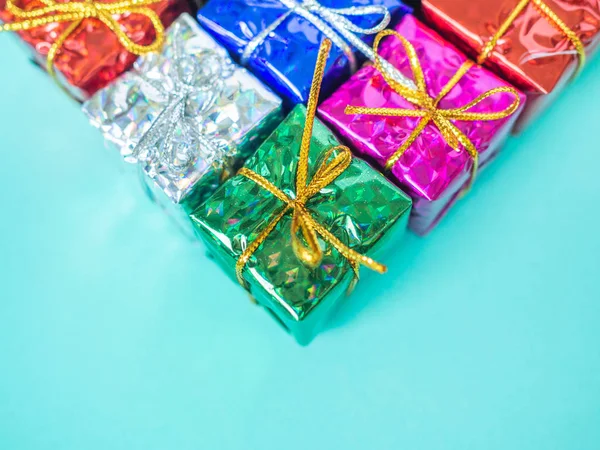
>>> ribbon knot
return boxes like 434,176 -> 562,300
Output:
240,0 -> 414,89
345,30 -> 521,193
1,0 -> 165,91
131,22 -> 234,176
236,39 -> 386,291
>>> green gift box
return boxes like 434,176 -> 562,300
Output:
190,104 -> 412,344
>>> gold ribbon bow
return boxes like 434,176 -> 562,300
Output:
345,30 -> 521,192
477,0 -> 586,75
0,0 -> 165,85
235,39 -> 386,290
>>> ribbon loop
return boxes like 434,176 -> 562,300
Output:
307,1 -> 391,35
235,38 -> 386,292
0,0 -> 165,94
131,22 -> 233,169
372,29 -> 425,99
345,30 -> 521,194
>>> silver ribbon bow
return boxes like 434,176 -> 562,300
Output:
241,0 -> 416,90
133,23 -> 236,172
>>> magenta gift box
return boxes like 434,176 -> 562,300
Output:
318,16 -> 526,235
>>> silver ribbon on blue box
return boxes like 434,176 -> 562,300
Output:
241,0 -> 415,88
197,0 -> 415,105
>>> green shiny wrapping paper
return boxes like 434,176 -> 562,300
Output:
190,105 -> 412,344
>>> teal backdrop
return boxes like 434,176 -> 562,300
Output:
1,36 -> 599,450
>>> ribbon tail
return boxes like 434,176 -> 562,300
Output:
236,206 -> 290,289
531,0 -> 586,76
447,122 -> 479,196
478,0 -> 530,64
386,116 -> 431,170
132,96 -> 184,160
432,116 -> 461,150
291,209 -> 323,269
308,215 -> 387,274
459,154 -> 479,198
42,19 -> 83,100
296,38 -> 331,194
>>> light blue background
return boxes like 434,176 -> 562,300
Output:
1,35 -> 599,450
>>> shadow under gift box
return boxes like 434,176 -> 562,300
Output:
82,13 -> 283,233
318,16 -> 526,235
196,0 -> 412,107
421,0 -> 600,133
190,105 -> 412,345
0,0 -> 186,101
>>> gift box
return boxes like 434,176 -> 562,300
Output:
196,0 -> 412,106
421,0 -> 600,132
190,103 -> 412,344
83,13 -> 283,214
318,16 -> 524,235
0,0 -> 185,100
185,0 -> 204,15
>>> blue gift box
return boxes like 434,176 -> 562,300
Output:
197,0 -> 411,106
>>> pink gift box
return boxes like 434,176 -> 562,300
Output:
318,16 -> 526,235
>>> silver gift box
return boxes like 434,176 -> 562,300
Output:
83,13 -> 283,209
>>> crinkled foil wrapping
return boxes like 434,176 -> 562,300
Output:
0,0 -> 184,100
83,13 -> 283,209
319,17 -> 525,235
422,0 -> 600,130
190,105 -> 412,344
196,0 -> 411,106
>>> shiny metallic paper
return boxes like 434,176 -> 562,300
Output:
319,17 -> 525,235
190,105 -> 412,345
0,0 -> 184,101
422,0 -> 600,131
186,0 -> 206,15
83,13 -> 283,209
196,0 -> 412,106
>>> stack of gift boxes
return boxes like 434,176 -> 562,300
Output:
2,0 -> 598,344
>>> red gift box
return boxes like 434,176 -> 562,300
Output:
422,0 -> 600,132
0,0 -> 185,100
